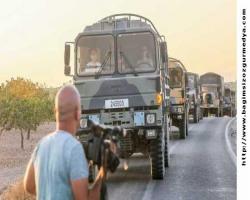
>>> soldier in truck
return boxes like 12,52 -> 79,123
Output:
137,45 -> 154,68
117,32 -> 156,73
170,68 -> 182,87
78,35 -> 114,75
86,48 -> 101,73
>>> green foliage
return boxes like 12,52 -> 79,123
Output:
0,77 -> 55,148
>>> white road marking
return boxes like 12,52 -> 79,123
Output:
189,124 -> 195,132
169,141 -> 180,154
224,118 -> 236,167
141,180 -> 156,200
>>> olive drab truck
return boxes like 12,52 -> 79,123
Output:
231,89 -> 237,116
223,87 -> 235,117
200,72 -> 224,117
64,14 -> 171,180
168,58 -> 189,139
186,72 -> 203,123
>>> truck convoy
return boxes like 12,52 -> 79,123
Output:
186,72 -> 203,123
63,13 -> 236,182
168,58 -> 189,139
64,14 -> 170,180
200,72 -> 224,117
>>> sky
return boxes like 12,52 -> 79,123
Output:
0,0 -> 236,87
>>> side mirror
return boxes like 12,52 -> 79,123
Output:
64,44 -> 71,76
160,42 -> 167,63
64,65 -> 71,76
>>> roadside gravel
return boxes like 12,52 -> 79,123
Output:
0,123 -> 56,195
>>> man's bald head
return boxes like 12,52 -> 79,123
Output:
55,85 -> 81,122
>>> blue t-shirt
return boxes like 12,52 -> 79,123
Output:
31,130 -> 89,200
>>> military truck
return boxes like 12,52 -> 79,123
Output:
223,87 -> 236,117
64,14 -> 170,180
200,72 -> 224,117
231,90 -> 237,116
168,57 -> 189,139
186,72 -> 203,123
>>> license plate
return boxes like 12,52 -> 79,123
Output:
105,99 -> 129,109
88,115 -> 100,124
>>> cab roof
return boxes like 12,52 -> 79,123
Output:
168,57 -> 187,72
83,13 -> 162,38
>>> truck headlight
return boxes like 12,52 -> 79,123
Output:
177,107 -> 183,113
174,106 -> 182,113
80,118 -> 88,128
146,129 -> 157,139
146,113 -> 156,124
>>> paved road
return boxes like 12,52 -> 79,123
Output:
107,117 -> 236,200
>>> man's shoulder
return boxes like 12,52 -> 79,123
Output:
39,130 -> 80,149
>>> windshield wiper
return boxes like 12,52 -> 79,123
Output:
119,51 -> 138,76
95,51 -> 112,79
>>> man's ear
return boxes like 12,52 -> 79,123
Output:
75,108 -> 81,121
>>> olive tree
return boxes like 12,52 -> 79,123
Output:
0,78 -> 54,149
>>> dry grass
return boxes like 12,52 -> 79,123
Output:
1,179 -> 35,200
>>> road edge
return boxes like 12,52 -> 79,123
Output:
225,117 -> 237,167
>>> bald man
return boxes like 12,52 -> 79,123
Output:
24,85 -> 103,200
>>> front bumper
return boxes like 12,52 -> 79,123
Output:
201,104 -> 218,109
79,108 -> 163,131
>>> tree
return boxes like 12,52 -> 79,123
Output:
0,78 -> 55,149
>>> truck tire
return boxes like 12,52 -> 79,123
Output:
215,109 -> 219,117
193,106 -> 198,123
186,117 -> 189,136
100,182 -> 108,200
204,109 -> 208,117
164,124 -> 170,168
200,108 -> 203,120
179,114 -> 186,139
150,131 -> 165,179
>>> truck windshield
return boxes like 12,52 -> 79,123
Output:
187,75 -> 195,89
202,86 -> 218,98
169,67 -> 183,88
117,32 -> 156,74
77,35 -> 114,76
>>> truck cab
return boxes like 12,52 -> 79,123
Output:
64,14 -> 170,179
186,72 -> 203,123
200,72 -> 224,117
168,57 -> 189,139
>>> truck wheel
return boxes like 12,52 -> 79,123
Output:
150,131 -> 165,179
164,125 -> 170,168
100,182 -> 108,200
179,114 -> 186,139
200,108 -> 203,120
215,109 -> 219,117
193,106 -> 198,123
186,117 -> 189,136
